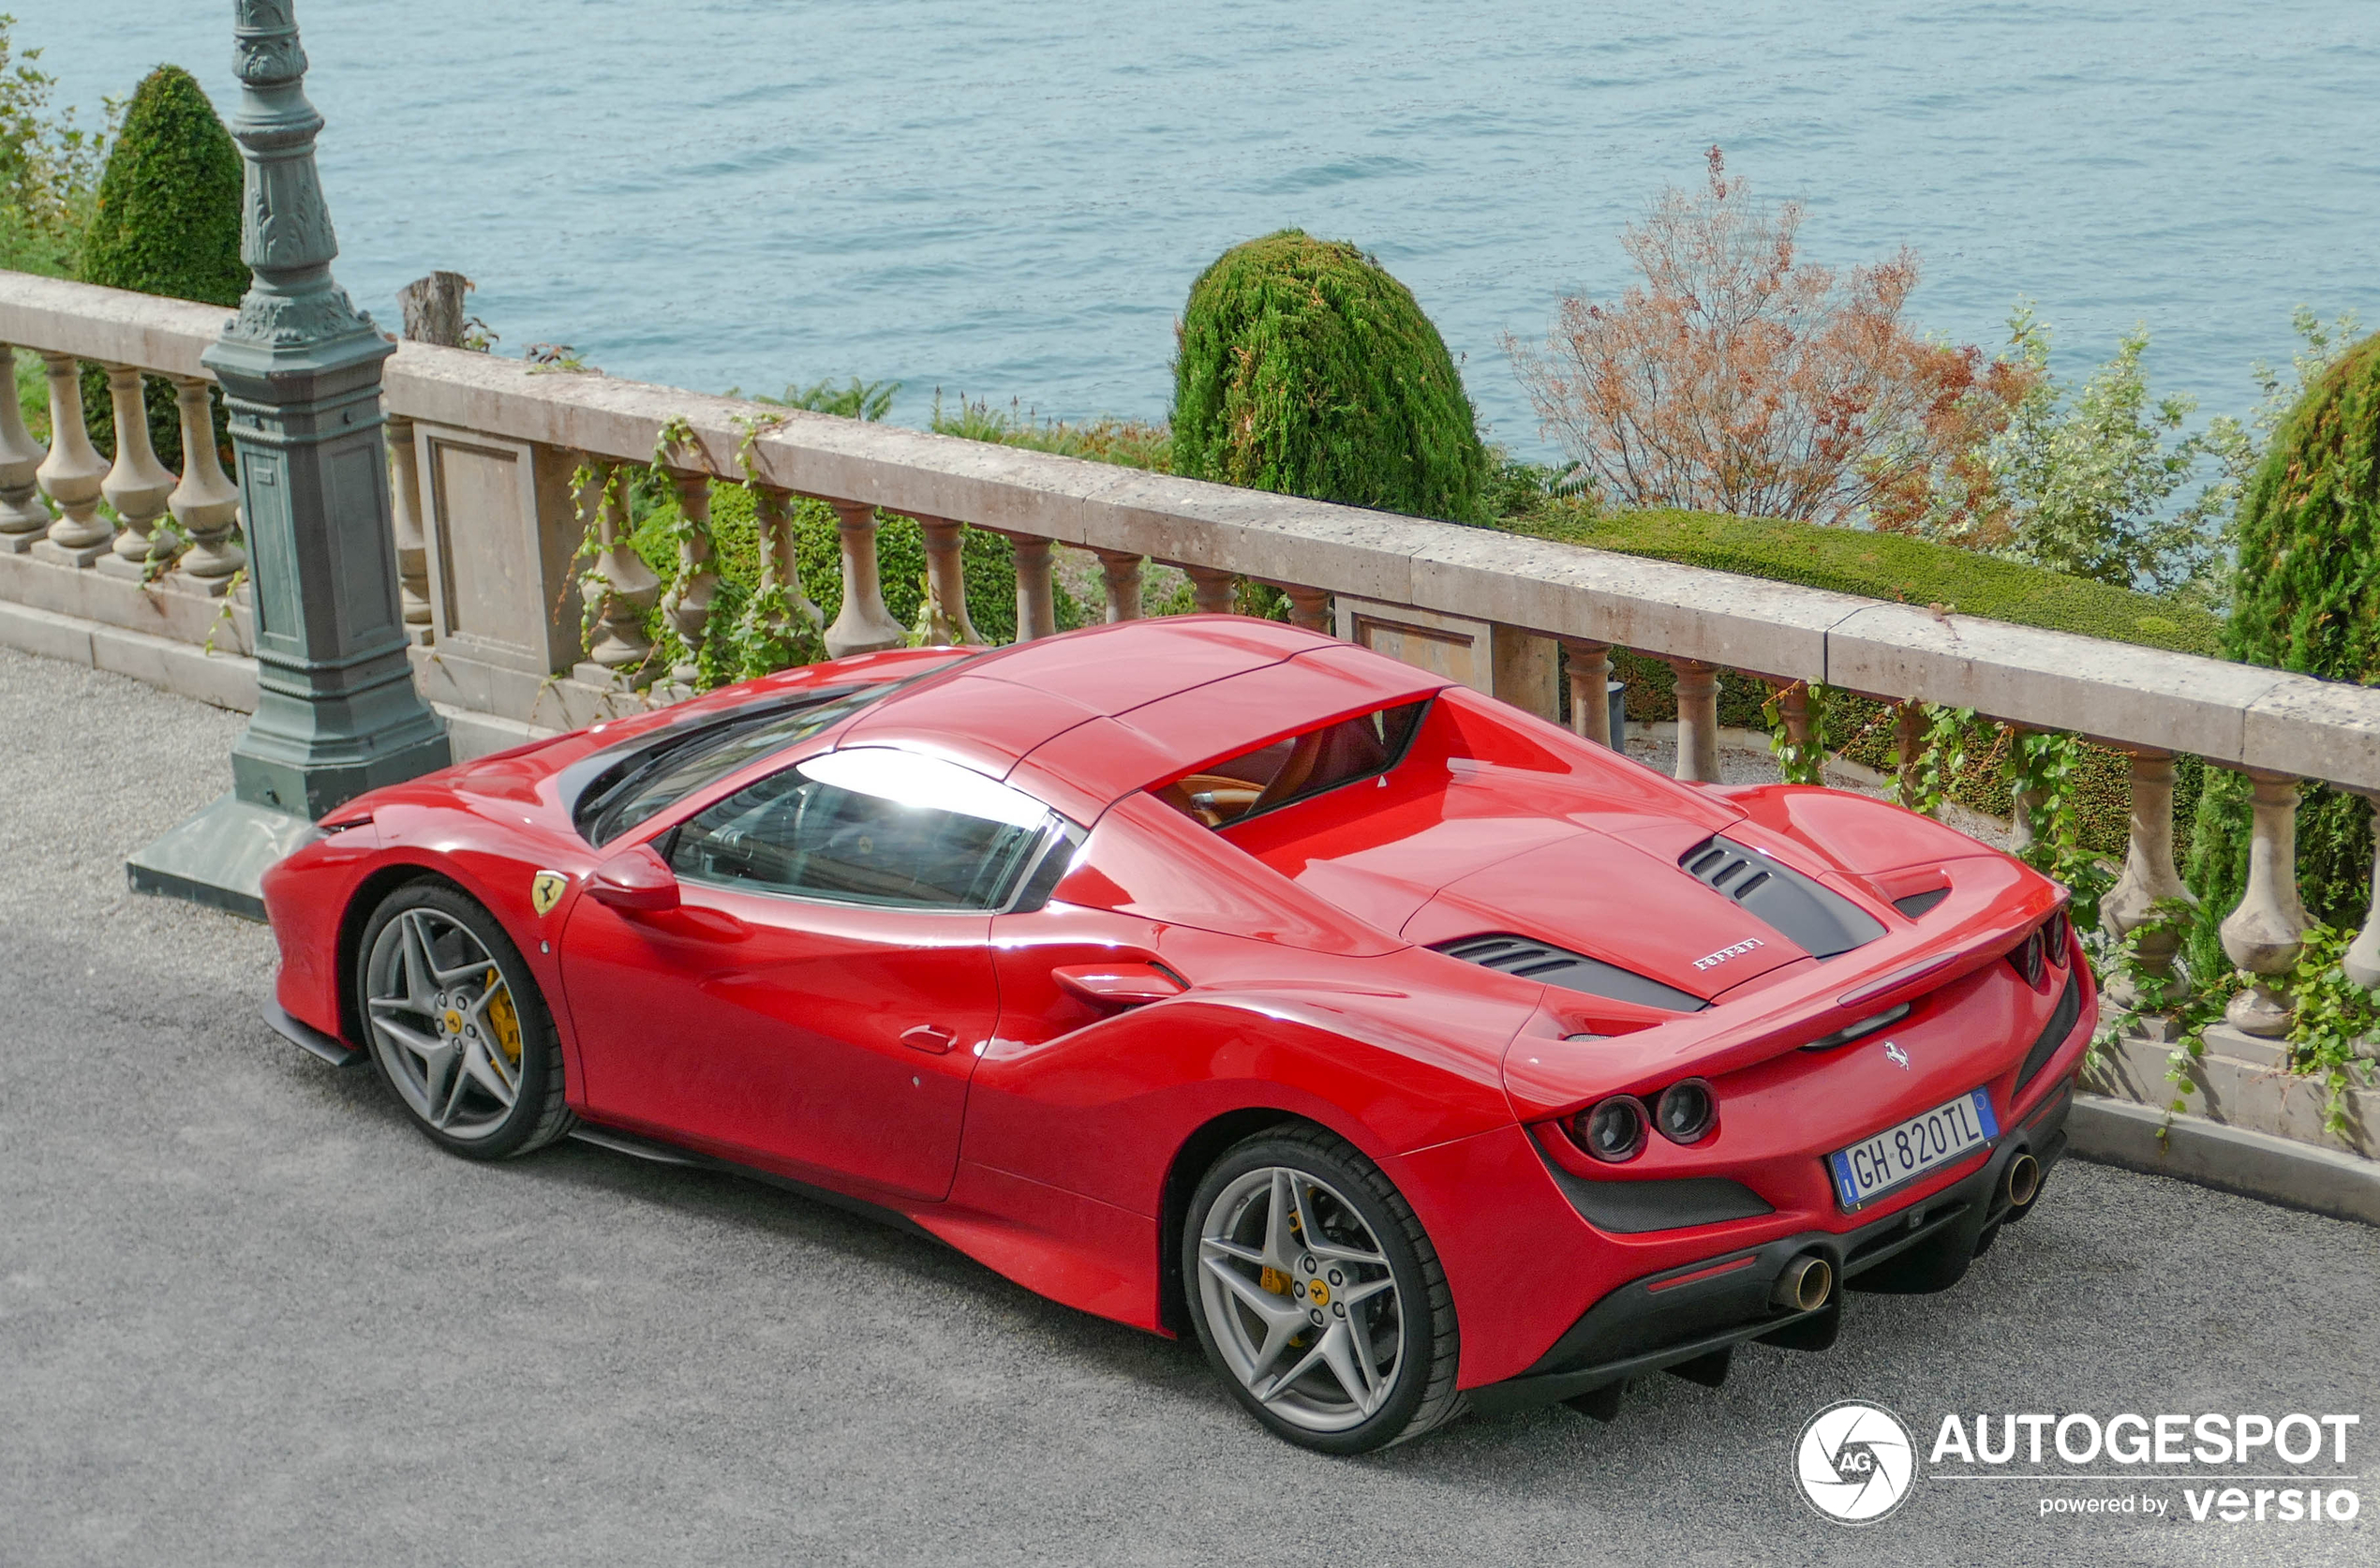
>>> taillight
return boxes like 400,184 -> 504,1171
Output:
1570,1096 -> 1648,1162
2045,908 -> 2072,966
1654,1079 -> 1717,1144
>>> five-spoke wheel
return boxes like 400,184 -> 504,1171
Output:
356,882 -> 573,1159
1183,1127 -> 1461,1453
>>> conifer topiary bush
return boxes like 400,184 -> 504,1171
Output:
2185,330 -> 2380,981
78,64 -> 243,469
1171,230 -> 1488,524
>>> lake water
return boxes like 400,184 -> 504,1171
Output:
34,2 -> 2380,454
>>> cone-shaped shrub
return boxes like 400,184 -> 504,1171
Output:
2186,331 -> 2380,980
78,65 -> 244,470
1171,230 -> 1488,524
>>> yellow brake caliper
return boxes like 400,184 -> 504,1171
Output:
483,966 -> 523,1067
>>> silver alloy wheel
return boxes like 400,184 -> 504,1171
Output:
1195,1165 -> 1404,1433
363,906 -> 527,1142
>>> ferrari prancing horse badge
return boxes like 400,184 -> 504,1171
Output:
530,871 -> 569,917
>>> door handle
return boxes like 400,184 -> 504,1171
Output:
901,1024 -> 959,1054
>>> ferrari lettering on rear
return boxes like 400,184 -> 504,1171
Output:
1692,937 -> 1764,971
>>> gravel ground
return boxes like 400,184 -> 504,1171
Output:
2,644 -> 2373,1567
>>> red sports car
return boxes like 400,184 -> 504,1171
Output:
261,617 -> 2090,1453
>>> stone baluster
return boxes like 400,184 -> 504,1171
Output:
579,463 -> 659,677
0,345 -> 50,550
918,517 -> 981,644
1893,701 -> 1926,810
660,471 -> 717,687
95,366 -> 179,580
166,376 -> 243,590
2218,769 -> 2308,1036
752,486 -> 822,633
823,500 -> 905,656
1562,639 -> 1614,747
33,352 -> 112,565
1669,658 -> 1719,783
1282,586 -> 1331,633
2343,795 -> 2380,992
1093,548 -> 1143,622
1183,563 -> 1236,615
1008,532 -> 1057,642
382,411 -> 431,633
1775,679 -> 1812,751
2100,748 -> 2196,1007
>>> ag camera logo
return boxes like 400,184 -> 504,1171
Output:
1796,1400 -> 1917,1524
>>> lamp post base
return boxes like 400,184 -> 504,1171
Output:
126,791 -> 323,921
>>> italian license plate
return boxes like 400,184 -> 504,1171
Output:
1827,1089 -> 2000,1210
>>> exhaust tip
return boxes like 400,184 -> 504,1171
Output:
1771,1254 -> 1833,1312
2005,1151 -> 2041,1210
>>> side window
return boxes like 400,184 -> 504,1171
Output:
1158,699 -> 1431,828
668,747 -> 1057,911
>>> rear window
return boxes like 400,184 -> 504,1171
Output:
1156,699 -> 1429,828
575,686 -> 893,845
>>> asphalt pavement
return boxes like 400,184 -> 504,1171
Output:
3,644 -> 2374,1567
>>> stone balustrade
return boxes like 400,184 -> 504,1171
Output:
4,271 -> 2379,1050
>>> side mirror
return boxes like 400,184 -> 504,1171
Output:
588,844 -> 680,913
1052,961 -> 1186,1008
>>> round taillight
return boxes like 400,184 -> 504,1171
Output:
1655,1079 -> 1718,1144
2045,908 -> 2073,966
1572,1096 -> 1648,1163
2009,930 -> 2045,987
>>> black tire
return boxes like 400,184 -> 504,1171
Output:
1181,1124 -> 1463,1454
352,880 -> 574,1161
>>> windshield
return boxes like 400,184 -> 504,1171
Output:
576,685 -> 893,845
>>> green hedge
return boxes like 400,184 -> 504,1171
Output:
1501,502 -> 2224,655
2186,330 -> 2380,978
77,66 -> 242,470
1512,503 -> 2222,858
1171,230 -> 1489,524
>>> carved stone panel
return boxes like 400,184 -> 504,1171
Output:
413,423 -> 579,677
1332,596 -> 1559,720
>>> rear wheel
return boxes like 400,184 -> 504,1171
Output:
354,881 -> 573,1160
1183,1126 -> 1462,1454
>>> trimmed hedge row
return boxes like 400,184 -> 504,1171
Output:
1499,502 -> 2224,656
1537,504 -> 2221,858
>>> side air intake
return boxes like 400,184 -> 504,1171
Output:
1679,836 -> 1886,960
1433,933 -> 1708,1013
2014,971 -> 2084,1093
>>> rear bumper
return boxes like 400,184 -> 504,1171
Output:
1468,1080 -> 2072,1416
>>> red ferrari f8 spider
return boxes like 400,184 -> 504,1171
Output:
262,616 -> 2090,1452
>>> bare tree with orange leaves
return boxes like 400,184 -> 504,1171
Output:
1507,148 -> 2035,538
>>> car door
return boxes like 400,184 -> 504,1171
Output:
560,746 -> 1064,1202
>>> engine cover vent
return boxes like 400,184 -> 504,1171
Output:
1893,887 -> 1950,919
1433,933 -> 1708,1013
1679,836 -> 1885,960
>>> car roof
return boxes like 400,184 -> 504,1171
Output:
838,616 -> 1449,817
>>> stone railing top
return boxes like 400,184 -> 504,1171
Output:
4,270 -> 2374,788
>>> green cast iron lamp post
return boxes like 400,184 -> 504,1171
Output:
129,0 -> 449,917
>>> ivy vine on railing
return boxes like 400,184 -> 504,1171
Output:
1907,704 -> 1977,819
2279,923 -> 2380,1141
2002,727 -> 2116,930
1759,679 -> 1835,785
709,411 -> 826,683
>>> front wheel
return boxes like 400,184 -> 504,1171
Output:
354,881 -> 573,1160
1183,1125 -> 1462,1454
